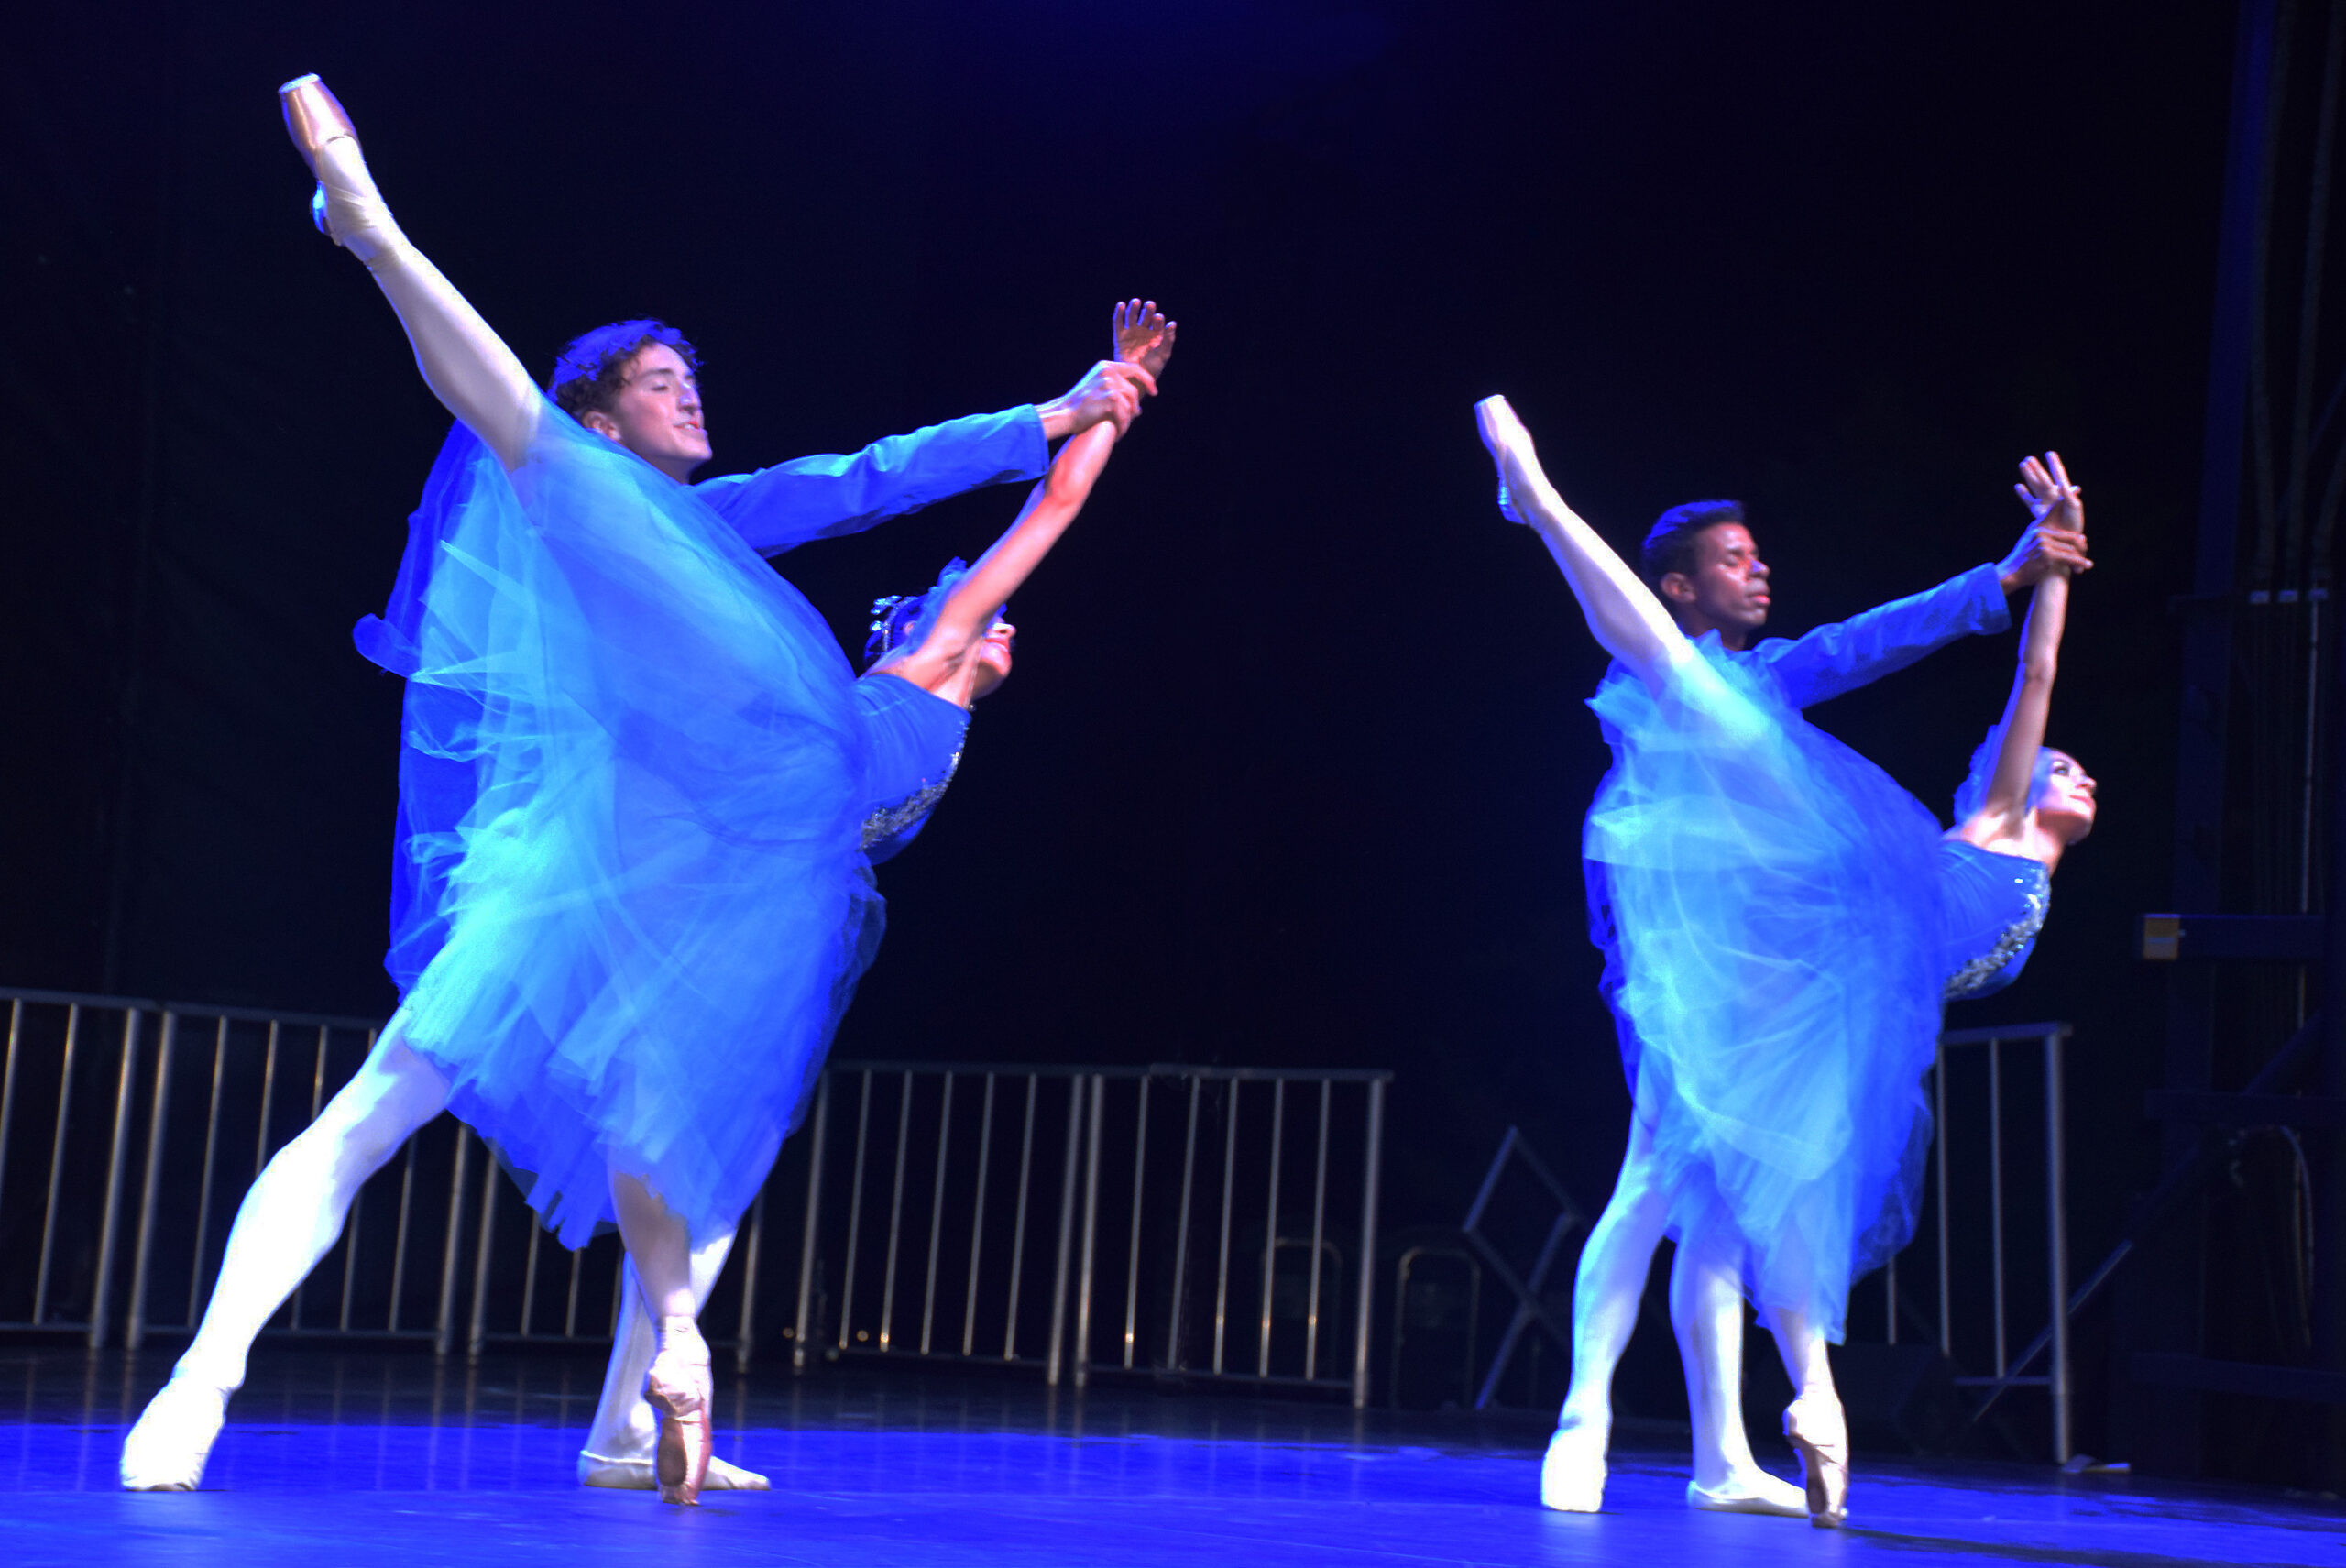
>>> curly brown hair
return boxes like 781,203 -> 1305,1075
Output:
547,320 -> 699,422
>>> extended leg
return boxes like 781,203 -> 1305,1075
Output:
120,1017 -> 451,1489
1540,1116 -> 1670,1511
1670,1212 -> 1804,1516
577,1226 -> 769,1490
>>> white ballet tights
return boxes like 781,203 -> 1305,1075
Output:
170,1017 -> 450,1392
1553,1115 -> 1769,1488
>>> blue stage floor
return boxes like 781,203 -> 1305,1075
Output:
3,1346 -> 2341,1566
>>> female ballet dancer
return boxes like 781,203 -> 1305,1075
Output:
575,307 -> 1177,1491
1475,397 -> 2092,1527
121,72 -> 1158,1502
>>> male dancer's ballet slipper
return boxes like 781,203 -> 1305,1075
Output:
119,1377 -> 228,1491
578,1452 -> 769,1491
1686,1470 -> 1809,1517
1782,1398 -> 1850,1529
644,1317 -> 713,1506
277,74 -> 405,263
1538,1422 -> 1606,1512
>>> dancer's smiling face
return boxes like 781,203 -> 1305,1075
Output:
584,343 -> 712,481
1661,522 -> 1771,646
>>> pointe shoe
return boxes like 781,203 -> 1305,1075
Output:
1781,1398 -> 1849,1529
276,74 -> 403,262
644,1317 -> 713,1507
119,1377 -> 228,1491
1539,1422 -> 1606,1512
578,1452 -> 769,1491
1686,1468 -> 1809,1518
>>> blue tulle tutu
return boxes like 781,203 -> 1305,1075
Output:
1586,643 -> 1944,1340
357,405 -> 882,1248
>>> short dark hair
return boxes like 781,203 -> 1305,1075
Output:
1639,499 -> 1746,590
549,320 -> 698,422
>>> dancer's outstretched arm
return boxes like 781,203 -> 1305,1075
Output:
877,302 -> 1171,691
1475,397 -> 1689,692
1967,454 -> 2078,835
280,77 -> 541,470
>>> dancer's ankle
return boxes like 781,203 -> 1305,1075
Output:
169,1353 -> 243,1396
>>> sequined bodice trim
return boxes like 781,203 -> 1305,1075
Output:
859,747 -> 962,850
1943,863 -> 2050,1001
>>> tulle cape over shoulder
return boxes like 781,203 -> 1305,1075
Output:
1585,644 -> 1944,1341
356,407 -> 882,1247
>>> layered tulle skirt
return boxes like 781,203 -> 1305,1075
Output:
1586,643 -> 1943,1340
357,407 -> 881,1247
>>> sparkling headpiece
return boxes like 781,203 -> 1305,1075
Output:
865,558 -> 975,663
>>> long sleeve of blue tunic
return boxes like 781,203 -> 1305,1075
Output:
1745,562 -> 2011,708
692,405 -> 1050,557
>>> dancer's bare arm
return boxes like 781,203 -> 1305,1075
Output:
1475,397 -> 1688,691
281,77 -> 542,469
1971,454 -> 2079,831
880,302 -> 1171,687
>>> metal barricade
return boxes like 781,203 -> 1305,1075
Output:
1866,1021 -> 2073,1461
0,989 -> 1390,1409
789,1064 -> 1390,1408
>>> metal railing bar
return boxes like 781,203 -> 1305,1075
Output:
1166,1076 -> 1200,1372
433,1126 -> 471,1357
1353,1078 -> 1386,1409
962,1073 -> 994,1358
825,1058 -> 1395,1086
126,1011 -> 177,1349
919,1073 -> 954,1356
1214,1080 -> 1238,1376
844,1069 -> 882,1352
466,1145 -> 499,1357
1004,1074 -> 1038,1361
878,1071 -> 914,1351
0,986 -> 383,1033
1939,1023 -> 2066,1047
564,1242 -> 584,1340
2045,1028 -> 2072,1463
738,1185 -> 766,1374
0,999 -> 21,1223
1989,1039 -> 2007,1377
519,1199 -> 543,1339
188,1018 -> 228,1324
90,1008 -> 141,1348
1122,1075 -> 1149,1370
253,1021 -> 280,1180
1257,1079 -> 1285,1379
792,1072 -> 830,1372
1935,1049 -> 1952,1359
32,1003 -> 82,1326
1305,1079 -> 1330,1382
1044,1075 -> 1083,1387
1073,1074 -> 1104,1386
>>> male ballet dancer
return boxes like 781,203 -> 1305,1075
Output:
1540,495 -> 2088,1514
120,80 -> 1158,1497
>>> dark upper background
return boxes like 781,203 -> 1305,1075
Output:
3,0 -> 2231,1443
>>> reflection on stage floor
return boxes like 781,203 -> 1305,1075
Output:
3,1346 -> 2340,1566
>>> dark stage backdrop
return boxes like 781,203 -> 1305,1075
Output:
4,1 -> 2231,1452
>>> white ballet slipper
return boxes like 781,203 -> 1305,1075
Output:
1539,1422 -> 1606,1512
1686,1468 -> 1809,1517
120,1378 -> 228,1491
578,1451 -> 769,1491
